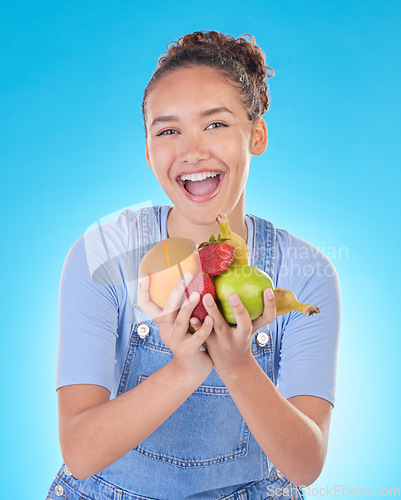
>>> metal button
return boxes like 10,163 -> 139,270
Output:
256,331 -> 270,347
54,484 -> 65,497
137,323 -> 150,339
64,464 -> 72,476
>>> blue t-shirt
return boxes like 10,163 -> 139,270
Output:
56,205 -> 340,406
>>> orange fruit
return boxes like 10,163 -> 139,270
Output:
139,237 -> 201,309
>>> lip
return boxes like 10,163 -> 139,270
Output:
176,170 -> 225,203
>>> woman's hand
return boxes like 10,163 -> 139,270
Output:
138,272 -> 214,383
190,288 -> 276,377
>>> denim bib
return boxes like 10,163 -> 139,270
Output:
47,206 -> 303,500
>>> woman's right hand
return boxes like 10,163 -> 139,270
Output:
59,272 -> 214,480
138,272 -> 214,382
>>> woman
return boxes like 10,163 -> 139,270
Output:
47,31 -> 340,499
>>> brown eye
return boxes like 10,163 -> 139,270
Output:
206,122 -> 227,130
157,129 -> 179,136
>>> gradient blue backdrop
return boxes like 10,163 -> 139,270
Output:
1,1 -> 400,498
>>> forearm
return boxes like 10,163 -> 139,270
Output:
218,355 -> 327,486
61,359 -> 205,479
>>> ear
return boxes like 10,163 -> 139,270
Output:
145,141 -> 152,169
250,117 -> 268,156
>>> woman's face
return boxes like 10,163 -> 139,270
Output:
145,65 -> 267,227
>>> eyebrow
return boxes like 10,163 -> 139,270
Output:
201,106 -> 235,118
150,107 -> 235,129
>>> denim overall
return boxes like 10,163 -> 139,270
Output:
47,206 -> 303,500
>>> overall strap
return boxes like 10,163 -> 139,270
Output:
136,205 -> 163,264
247,214 -> 277,283
126,205 -> 163,325
246,213 -> 277,480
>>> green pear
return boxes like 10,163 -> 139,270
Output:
213,264 -> 274,324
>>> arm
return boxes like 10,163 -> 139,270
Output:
59,360 -> 205,480
59,274 -> 214,480
216,355 -> 331,487
198,289 -> 332,487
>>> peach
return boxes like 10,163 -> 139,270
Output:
139,237 -> 201,309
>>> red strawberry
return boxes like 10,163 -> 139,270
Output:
198,235 -> 234,277
185,272 -> 216,320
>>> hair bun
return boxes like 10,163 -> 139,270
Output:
161,31 -> 273,116
143,31 -> 274,131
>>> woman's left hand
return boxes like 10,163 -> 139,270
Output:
190,288 -> 276,377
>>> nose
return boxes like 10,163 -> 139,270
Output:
179,131 -> 210,163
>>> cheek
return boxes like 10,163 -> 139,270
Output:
216,139 -> 250,170
147,142 -> 172,170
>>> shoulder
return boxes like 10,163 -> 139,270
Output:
275,228 -> 339,283
83,208 -> 137,259
62,208 -> 140,288
272,227 -> 341,321
63,205 -> 168,286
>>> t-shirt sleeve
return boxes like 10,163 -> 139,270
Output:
56,234 -> 119,393
276,230 -> 341,407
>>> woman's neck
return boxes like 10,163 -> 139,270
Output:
166,200 -> 247,247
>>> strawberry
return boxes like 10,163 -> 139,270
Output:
185,272 -> 216,320
198,234 -> 234,277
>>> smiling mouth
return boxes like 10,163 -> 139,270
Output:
177,171 -> 223,197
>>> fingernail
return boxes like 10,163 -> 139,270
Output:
229,294 -> 239,306
190,291 -> 199,303
266,288 -> 274,300
205,294 -> 213,306
205,316 -> 212,325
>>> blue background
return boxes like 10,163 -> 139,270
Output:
1,1 -> 400,497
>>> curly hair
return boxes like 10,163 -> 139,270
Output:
142,31 -> 274,133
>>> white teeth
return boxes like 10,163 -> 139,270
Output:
180,171 -> 220,182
